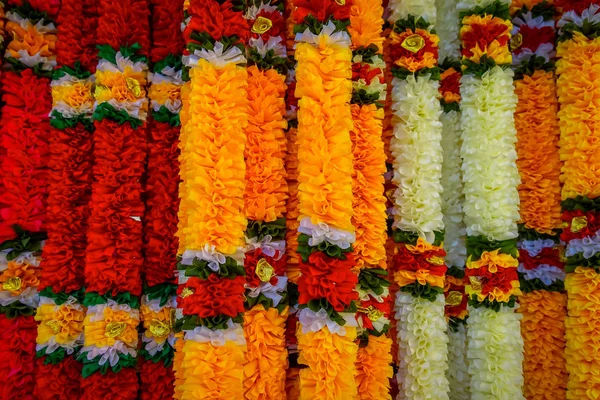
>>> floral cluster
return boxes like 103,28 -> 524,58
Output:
0,1 -> 56,398
293,1 -> 361,399
174,1 -> 249,398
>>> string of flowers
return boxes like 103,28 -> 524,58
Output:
283,1 -> 301,396
174,1 -> 249,398
436,0 -> 470,397
386,0 -> 450,397
0,0 -> 57,397
139,1 -> 184,399
80,0 -> 149,398
458,0 -> 525,398
555,1 -> 600,398
34,0 -> 96,398
292,1 -> 359,398
510,1 -> 568,399
348,1 -> 393,399
242,1 -> 290,398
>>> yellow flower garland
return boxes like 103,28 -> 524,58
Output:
296,326 -> 358,400
355,335 -> 393,400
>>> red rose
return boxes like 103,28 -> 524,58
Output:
178,275 -> 245,318
293,0 -> 353,25
251,10 -> 286,40
298,252 -> 358,311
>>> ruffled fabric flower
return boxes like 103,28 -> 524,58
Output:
55,0 -> 98,71
390,75 -> 444,242
467,305 -> 524,400
175,340 -> 245,399
461,14 -> 512,65
518,290 -> 567,400
460,67 -> 520,241
350,103 -> 387,269
295,40 -> 354,232
298,252 -> 358,311
292,0 -> 352,25
35,356 -> 82,400
436,0 -> 461,61
355,335 -> 393,400
387,0 -> 437,25
440,110 -> 467,268
177,275 -> 245,318
446,325 -> 470,399
395,293 -> 450,399
393,242 -> 447,289
244,66 -> 288,222
244,248 -> 286,288
348,0 -> 385,51
0,315 -> 37,399
285,127 -> 302,282
514,70 -> 562,233
243,306 -> 289,400
178,61 -> 248,254
80,368 -> 139,400
389,28 -> 439,72
556,33 -> 600,200
297,326 -> 359,399
35,298 -> 85,353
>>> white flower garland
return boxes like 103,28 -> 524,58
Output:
467,306 -> 524,400
447,324 -> 470,400
435,0 -> 461,61
395,293 -> 450,400
388,0 -> 437,29
460,67 -> 520,241
390,75 -> 444,243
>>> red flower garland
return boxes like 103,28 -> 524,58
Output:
555,0 -> 600,13
34,356 -> 82,400
298,252 -> 358,312
519,247 -> 564,271
183,0 -> 250,44
0,314 -> 37,400
292,0 -> 352,23
178,275 -> 246,318
140,359 -> 175,400
80,369 -> 139,400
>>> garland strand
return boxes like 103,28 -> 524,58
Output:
458,0 -> 525,398
242,1 -> 290,398
348,1 -> 393,399
555,1 -> 600,398
174,1 -> 249,398
81,0 -> 149,397
386,0 -> 450,397
436,0 -> 470,397
0,1 -> 56,397
292,1 -> 359,398
34,0 -> 96,398
511,1 -> 568,399
139,0 -> 184,398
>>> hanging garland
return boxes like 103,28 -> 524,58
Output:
555,1 -> 600,398
0,0 -> 56,397
458,0 -> 525,398
174,1 -> 249,398
139,0 -> 184,399
242,1 -> 290,398
292,1 -> 359,398
80,0 -> 149,398
510,1 -> 568,399
34,0 -> 96,398
348,1 -> 393,399
436,0 -> 470,397
386,0 -> 450,397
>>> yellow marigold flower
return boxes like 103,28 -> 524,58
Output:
6,21 -> 56,59
394,269 -> 445,288
140,305 -> 173,343
83,307 -> 138,348
148,82 -> 181,107
52,81 -> 94,110
36,303 -> 85,346
355,335 -> 393,400
405,237 -> 443,255
0,260 -> 39,296
95,69 -> 148,103
466,249 -> 519,271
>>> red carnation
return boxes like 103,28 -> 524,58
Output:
298,252 -> 358,311
293,0 -> 353,25
178,275 -> 246,318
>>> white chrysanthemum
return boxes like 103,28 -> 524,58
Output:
457,0 -> 510,13
566,229 -> 600,259
298,217 -> 356,248
467,306 -> 524,400
181,244 -> 245,271
460,67 -> 520,241
388,0 -> 437,26
245,276 -> 287,306
297,308 -> 357,335
447,324 -> 470,400
81,342 -> 137,366
390,75 -> 445,243
558,4 -> 600,35
183,42 -> 246,68
395,293 -> 449,400
5,11 -> 56,33
248,36 -> 287,58
94,98 -> 147,121
440,110 -> 467,268
7,50 -> 56,70
436,0 -> 461,61
184,320 -> 246,346
295,22 -> 351,47
518,238 -> 555,256
518,264 -> 565,285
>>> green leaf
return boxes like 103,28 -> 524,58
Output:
78,352 -> 137,378
153,54 -> 183,74
36,347 -> 72,365
459,1 -> 510,21
294,15 -> 350,35
0,302 -> 36,318
446,265 -> 465,279
467,294 -> 517,311
39,287 -> 85,305
351,89 -> 381,106
246,218 -> 287,241
152,106 -> 180,127
562,195 -> 600,212
462,55 -> 511,78
50,110 -> 94,131
393,15 -> 433,33
518,274 -> 564,293
391,66 -> 440,81
83,291 -> 140,308
297,234 -> 353,262
143,282 -> 178,307
358,268 -> 390,295
53,62 -> 93,80
512,1 -> 555,22
513,56 -> 555,80
466,235 -> 518,260
139,343 -> 174,367
352,45 -> 382,64
4,57 -> 52,77
518,224 -> 560,242
181,256 -> 245,280
0,225 -> 46,259
399,283 -> 444,302
92,103 -> 143,128
174,314 -> 243,332
247,47 -> 289,75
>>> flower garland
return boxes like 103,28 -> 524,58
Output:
242,2 -> 290,398
139,1 -> 184,399
436,0 -> 470,397
80,0 -> 149,398
34,0 -> 96,398
555,1 -> 600,398
347,1 -> 393,399
386,0 -> 450,397
458,0 -> 525,398
292,1 -> 360,398
0,0 -> 56,397
510,1 -> 568,399
174,1 -> 249,398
